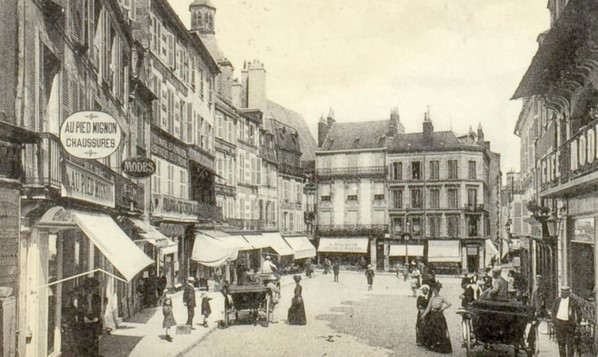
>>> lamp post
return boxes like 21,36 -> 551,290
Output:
503,218 -> 512,264
403,231 -> 411,266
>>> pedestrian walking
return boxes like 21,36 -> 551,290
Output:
266,278 -> 281,323
77,278 -> 102,357
183,277 -> 196,327
288,275 -> 306,325
410,267 -> 421,297
552,286 -> 582,357
421,282 -> 452,354
332,260 -> 340,282
416,284 -> 430,346
365,264 -> 375,290
200,292 -> 212,328
162,296 -> 176,342
305,258 -> 313,278
402,262 -> 410,281
395,261 -> 401,278
157,273 -> 167,304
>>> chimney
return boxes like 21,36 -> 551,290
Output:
218,61 -> 234,102
477,123 -> 485,147
326,108 -> 336,127
231,78 -> 243,108
240,61 -> 249,108
423,108 -> 433,142
318,114 -> 328,147
246,59 -> 266,112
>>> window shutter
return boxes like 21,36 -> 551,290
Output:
62,70 -> 70,120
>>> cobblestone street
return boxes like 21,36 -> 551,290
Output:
185,272 -> 559,357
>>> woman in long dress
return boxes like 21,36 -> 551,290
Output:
162,297 -> 176,342
287,275 -> 306,325
416,284 -> 430,346
421,282 -> 452,354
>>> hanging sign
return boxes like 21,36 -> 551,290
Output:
60,111 -> 121,159
121,156 -> 156,178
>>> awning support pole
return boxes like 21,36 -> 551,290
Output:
35,268 -> 128,291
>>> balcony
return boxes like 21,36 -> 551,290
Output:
258,220 -> 277,231
227,218 -> 259,231
198,202 -> 222,222
464,203 -> 485,213
316,224 -> 388,237
316,166 -> 386,179
279,163 -> 304,177
22,133 -> 62,189
215,184 -> 236,197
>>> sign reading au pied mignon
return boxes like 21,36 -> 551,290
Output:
60,111 -> 121,159
121,156 -> 156,178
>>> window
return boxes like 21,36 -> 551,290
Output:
179,168 -> 186,198
391,162 -> 402,180
429,188 -> 440,208
239,154 -> 244,183
393,217 -> 403,235
448,160 -> 458,179
467,188 -> 477,210
468,160 -> 477,179
468,217 -> 478,237
348,154 -> 358,168
320,184 -> 331,201
346,182 -> 358,201
289,211 -> 294,231
345,211 -> 358,225
153,159 -> 162,194
447,188 -> 459,208
428,216 -> 441,238
296,182 -> 302,202
374,181 -> 384,200
411,217 -> 422,236
167,164 -> 174,196
372,210 -> 385,225
447,216 -> 460,237
392,190 -> 403,209
411,161 -> 421,180
410,188 -> 422,208
430,160 -> 439,179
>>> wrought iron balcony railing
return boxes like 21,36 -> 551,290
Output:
316,224 -> 388,236
22,133 -> 62,189
316,166 -> 386,179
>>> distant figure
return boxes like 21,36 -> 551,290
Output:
395,262 -> 402,278
238,266 -> 250,286
262,256 -> 277,274
483,268 -> 493,290
324,258 -> 331,275
552,286 -> 582,357
157,274 -> 167,304
531,275 -> 548,317
507,270 -> 517,299
403,263 -> 410,281
462,279 -> 484,307
200,293 -> 212,328
461,273 -> 471,290
483,267 -> 508,301
162,296 -> 176,342
365,264 -> 375,290
288,275 -> 306,325
332,260 -> 340,283
305,259 -> 313,278
267,277 -> 281,323
183,277 -> 196,326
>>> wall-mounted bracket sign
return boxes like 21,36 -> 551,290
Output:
60,111 -> 121,159
121,156 -> 156,178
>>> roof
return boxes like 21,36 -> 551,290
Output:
388,131 -> 484,153
265,100 -> 317,163
197,33 -> 227,64
269,119 -> 301,153
190,0 -> 216,9
320,120 -> 389,151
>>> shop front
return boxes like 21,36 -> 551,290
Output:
568,216 -> 595,300
199,230 -> 253,283
317,237 -> 370,268
426,240 -> 462,273
388,244 -> 424,266
283,235 -> 317,262
261,232 -> 295,269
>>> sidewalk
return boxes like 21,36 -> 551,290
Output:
99,274 -> 296,357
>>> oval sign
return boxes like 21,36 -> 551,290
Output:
121,156 -> 156,178
59,111 -> 121,159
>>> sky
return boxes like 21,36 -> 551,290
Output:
172,0 -> 549,173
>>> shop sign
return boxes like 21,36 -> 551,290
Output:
466,246 -> 478,255
60,111 -> 121,159
114,174 -> 144,212
188,146 -> 214,170
152,194 -> 198,221
150,130 -> 188,168
121,156 -> 156,178
520,237 -> 530,250
0,187 -> 19,291
62,161 -> 115,208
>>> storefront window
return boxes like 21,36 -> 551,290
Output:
570,217 -> 595,300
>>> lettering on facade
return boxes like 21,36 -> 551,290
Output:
121,156 -> 156,178
60,111 -> 122,159
151,131 -> 188,168
62,161 -> 116,208
0,187 -> 19,291
152,194 -> 198,221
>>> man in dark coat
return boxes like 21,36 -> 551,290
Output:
78,279 -> 102,356
552,286 -> 582,357
484,266 -> 508,301
183,277 -> 197,326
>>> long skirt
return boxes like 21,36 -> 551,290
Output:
415,311 -> 425,345
287,299 -> 307,325
423,310 -> 452,354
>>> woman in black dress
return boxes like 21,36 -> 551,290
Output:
416,284 -> 430,346
287,275 -> 306,325
421,282 -> 452,354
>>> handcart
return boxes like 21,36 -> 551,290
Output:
224,284 -> 273,327
457,300 -> 539,356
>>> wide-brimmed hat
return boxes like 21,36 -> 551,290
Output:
187,276 -> 196,282
560,286 -> 571,292
265,256 -> 271,260
420,284 -> 430,291
492,266 -> 502,274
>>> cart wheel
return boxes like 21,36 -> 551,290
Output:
462,319 -> 472,356
266,296 -> 272,326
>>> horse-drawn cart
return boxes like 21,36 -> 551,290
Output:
224,284 -> 273,327
457,300 -> 539,356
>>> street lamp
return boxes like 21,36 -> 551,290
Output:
402,231 -> 412,266
502,218 -> 512,263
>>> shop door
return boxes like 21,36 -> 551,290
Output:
467,246 -> 479,273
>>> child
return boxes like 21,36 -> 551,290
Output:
201,293 -> 212,327
162,297 -> 176,342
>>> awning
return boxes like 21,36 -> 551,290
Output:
485,239 -> 499,266
262,232 -> 294,256
427,240 -> 461,263
72,211 -> 154,281
191,233 -> 238,267
283,236 -> 316,260
202,230 -> 253,251
318,237 -> 369,254
159,240 -> 178,255
128,218 -> 169,243
243,234 -> 270,249
389,244 -> 424,257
